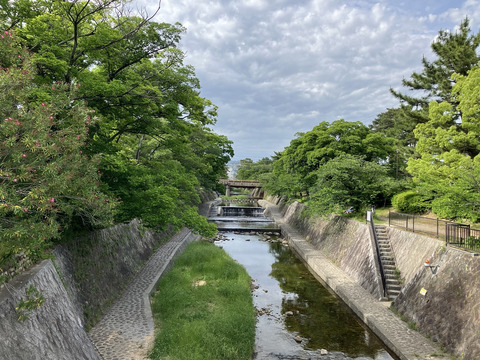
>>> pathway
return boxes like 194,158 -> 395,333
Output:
88,227 -> 199,360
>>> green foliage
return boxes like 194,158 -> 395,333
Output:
0,33 -> 115,267
150,242 -> 255,360
236,157 -> 273,180
404,66 -> 480,221
267,119 -> 395,195
391,190 -> 430,214
391,17 -> 480,117
307,155 -> 397,215
15,284 -> 45,322
0,0 -> 232,249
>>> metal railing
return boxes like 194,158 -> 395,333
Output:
367,211 -> 387,299
446,223 -> 480,252
389,211 -> 480,252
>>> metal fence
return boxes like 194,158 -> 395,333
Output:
388,211 -> 480,253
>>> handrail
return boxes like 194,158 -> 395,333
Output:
367,211 -> 387,299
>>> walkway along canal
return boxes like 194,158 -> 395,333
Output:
209,203 -> 397,360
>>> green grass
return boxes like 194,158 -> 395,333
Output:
149,241 -> 256,360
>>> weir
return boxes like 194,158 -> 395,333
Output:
218,206 -> 265,217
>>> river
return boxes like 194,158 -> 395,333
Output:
210,204 -> 397,360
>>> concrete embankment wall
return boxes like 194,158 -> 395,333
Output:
389,227 -> 480,360
0,260 -> 98,360
265,198 -> 383,299
264,196 -> 480,359
0,219 -> 175,359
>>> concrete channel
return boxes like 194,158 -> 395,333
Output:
260,200 -> 449,360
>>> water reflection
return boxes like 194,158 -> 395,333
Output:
216,234 -> 396,360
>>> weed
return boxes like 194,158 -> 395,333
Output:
16,285 -> 45,322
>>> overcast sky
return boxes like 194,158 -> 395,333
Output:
135,0 -> 480,161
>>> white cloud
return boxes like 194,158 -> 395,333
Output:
134,0 -> 480,160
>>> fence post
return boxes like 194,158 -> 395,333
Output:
436,218 -> 439,238
446,223 -> 449,246
388,210 -> 390,227
406,215 -> 408,231
412,215 -> 415,232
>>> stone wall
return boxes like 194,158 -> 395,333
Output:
265,197 -> 480,359
0,260 -> 98,360
0,219 -> 178,359
263,198 -> 383,299
393,246 -> 480,359
55,219 -> 175,329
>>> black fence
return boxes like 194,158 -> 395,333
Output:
389,211 -> 480,253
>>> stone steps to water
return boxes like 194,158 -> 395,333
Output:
374,225 -> 401,301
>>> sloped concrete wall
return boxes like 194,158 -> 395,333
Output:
264,197 -> 480,359
55,219 -> 175,329
0,220 -> 175,359
263,198 -> 383,299
0,260 -> 98,360
393,246 -> 480,359
387,227 -> 443,285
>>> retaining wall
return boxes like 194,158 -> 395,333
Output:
0,220 -> 185,359
264,197 -> 480,359
0,260 -> 98,360
264,198 -> 383,299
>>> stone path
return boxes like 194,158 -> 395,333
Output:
260,200 -> 449,360
89,227 -> 199,360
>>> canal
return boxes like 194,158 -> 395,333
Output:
210,204 -> 397,360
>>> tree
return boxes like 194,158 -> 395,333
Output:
406,66 -> 480,221
307,155 -> 396,215
391,18 -> 480,123
270,119 -> 395,194
0,32 -> 114,263
3,0 -> 234,234
236,157 -> 273,180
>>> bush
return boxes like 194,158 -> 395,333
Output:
391,190 -> 430,214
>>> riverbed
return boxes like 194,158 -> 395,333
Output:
215,232 -> 396,360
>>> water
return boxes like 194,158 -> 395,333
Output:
210,205 -> 396,360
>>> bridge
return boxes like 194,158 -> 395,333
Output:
218,179 -> 262,197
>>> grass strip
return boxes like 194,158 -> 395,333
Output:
150,241 -> 256,360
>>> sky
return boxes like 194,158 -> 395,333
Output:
135,0 -> 480,161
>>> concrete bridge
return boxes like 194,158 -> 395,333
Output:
218,179 -> 262,197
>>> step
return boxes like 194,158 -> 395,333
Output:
386,278 -> 400,285
386,284 -> 401,291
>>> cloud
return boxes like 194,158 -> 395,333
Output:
136,0 -> 479,160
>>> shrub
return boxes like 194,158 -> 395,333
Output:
391,190 -> 430,214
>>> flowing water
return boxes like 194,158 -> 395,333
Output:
210,204 -> 397,360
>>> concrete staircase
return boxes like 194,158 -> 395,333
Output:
375,225 -> 401,301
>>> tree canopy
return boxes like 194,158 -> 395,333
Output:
0,0 -> 233,270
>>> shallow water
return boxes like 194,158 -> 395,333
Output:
215,233 -> 396,360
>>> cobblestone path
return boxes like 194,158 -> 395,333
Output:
89,228 -> 199,360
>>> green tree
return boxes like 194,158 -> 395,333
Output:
307,155 -> 396,215
2,0 -> 233,234
406,66 -> 480,221
391,17 -> 480,123
237,157 -> 273,180
269,119 -> 395,195
0,33 -> 114,263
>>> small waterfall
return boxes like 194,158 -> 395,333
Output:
218,206 -> 265,217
